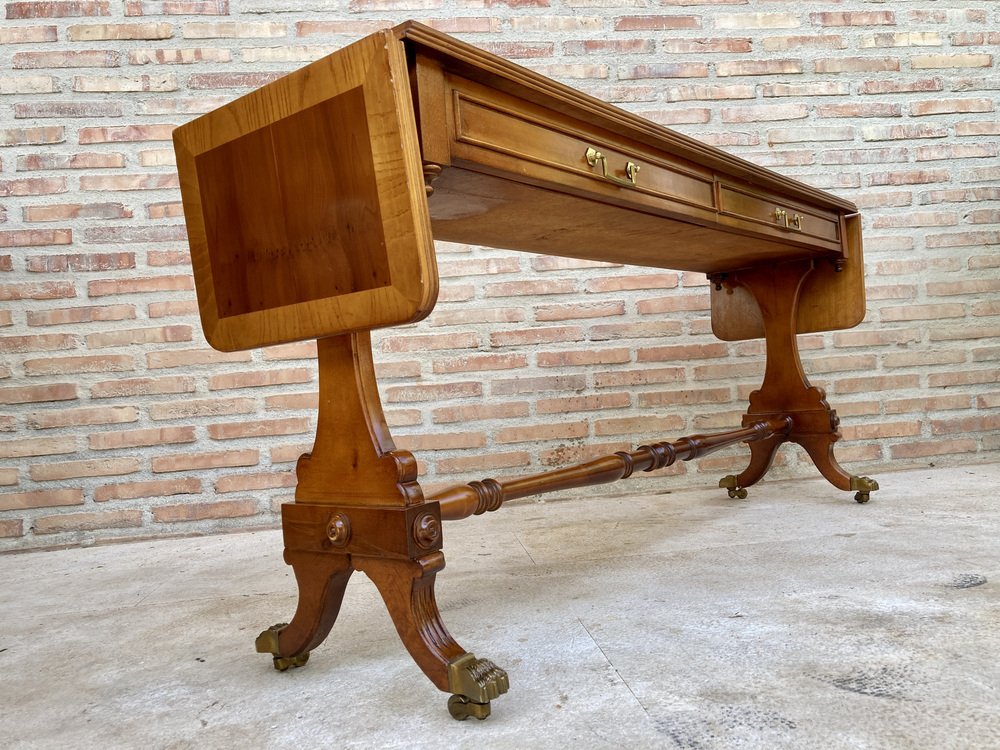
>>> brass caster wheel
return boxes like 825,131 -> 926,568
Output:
272,652 -> 309,671
727,487 -> 748,500
448,694 -> 491,721
850,476 -> 878,505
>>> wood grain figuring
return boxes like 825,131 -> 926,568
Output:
173,30 -> 438,352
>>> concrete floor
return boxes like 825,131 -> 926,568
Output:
2,463 -> 998,749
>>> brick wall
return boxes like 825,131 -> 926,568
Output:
1,1 -> 997,550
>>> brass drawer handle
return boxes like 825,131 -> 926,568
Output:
773,207 -> 802,231
585,146 -> 640,187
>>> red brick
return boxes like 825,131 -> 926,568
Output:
0,488 -> 83,511
585,274 -> 677,293
188,72 -> 285,89
491,374 -> 586,395
484,279 -> 577,297
436,451 -> 531,474
535,393 -> 632,414
129,47 -> 231,64
385,382 -> 482,403
395,432 -> 487,451
215,471 -> 294,493
721,104 -> 808,122
490,326 -> 584,347
17,152 -> 124,170
593,415 -> 686,437
717,60 -> 802,77
598,366 -> 688,388
614,15 -> 699,30
0,382 -> 77,404
208,367 -> 312,390
810,11 -> 895,26
15,101 -> 123,118
496,421 -> 588,444
23,354 -> 134,375
0,520 -> 23,538
87,322 -> 192,348
207,417 -> 310,440
87,275 -> 192,297
619,63 -> 708,80
78,124 -> 175,143
153,499 -> 258,523
0,333 -> 77,353
13,50 -> 118,68
928,370 -> 999,388
0,177 -> 68,197
0,436 -> 76,458
152,449 -> 258,473
931,414 -> 1000,435
858,78 -> 944,95
912,54 -> 993,69
432,402 -> 529,424
148,347 -> 248,369
761,36 -> 846,52
890,439 -> 978,460
96,477 -> 200,501
90,426 -> 195,450
590,321 -> 683,340
30,457 -> 139,481
26,304 -> 135,326
431,353 -> 527,374
0,24 -> 57,42
28,405 -> 138,429
90,375 -> 194,398
381,332 -> 478,353
815,57 -> 900,73
6,1 -> 110,18
25,204 -> 133,222
26,251 -> 134,271
537,348 -> 631,367
817,103 -> 902,118
664,38 -> 751,54
910,98 -> 994,116
639,386 -> 732,407
0,230 -> 72,252
34,510 -> 143,534
540,441 -> 632,467
148,397 -> 255,420
0,126 -> 64,147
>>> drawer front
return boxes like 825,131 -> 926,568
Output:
448,76 -> 717,215
719,184 -> 841,245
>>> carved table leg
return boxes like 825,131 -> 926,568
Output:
255,550 -> 353,670
721,261 -> 878,502
257,332 -> 508,718
357,553 -> 509,719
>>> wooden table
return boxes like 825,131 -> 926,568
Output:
173,21 -> 878,720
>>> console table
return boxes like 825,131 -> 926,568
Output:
173,21 -> 878,720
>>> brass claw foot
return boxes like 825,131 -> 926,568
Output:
850,475 -> 879,504
255,622 -> 310,671
447,653 -> 509,720
719,475 -> 748,499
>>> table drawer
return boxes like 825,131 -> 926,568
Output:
719,183 -> 841,245
446,76 -> 717,217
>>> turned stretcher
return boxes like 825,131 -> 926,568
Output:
172,21 -> 878,720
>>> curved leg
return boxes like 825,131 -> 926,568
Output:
794,434 -> 879,504
719,261 -> 877,502
255,550 -> 354,670
355,552 -> 509,720
720,433 -> 786,499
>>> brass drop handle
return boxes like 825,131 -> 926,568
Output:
585,146 -> 640,187
773,207 -> 802,231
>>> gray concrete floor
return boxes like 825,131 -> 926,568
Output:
2,463 -> 999,749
